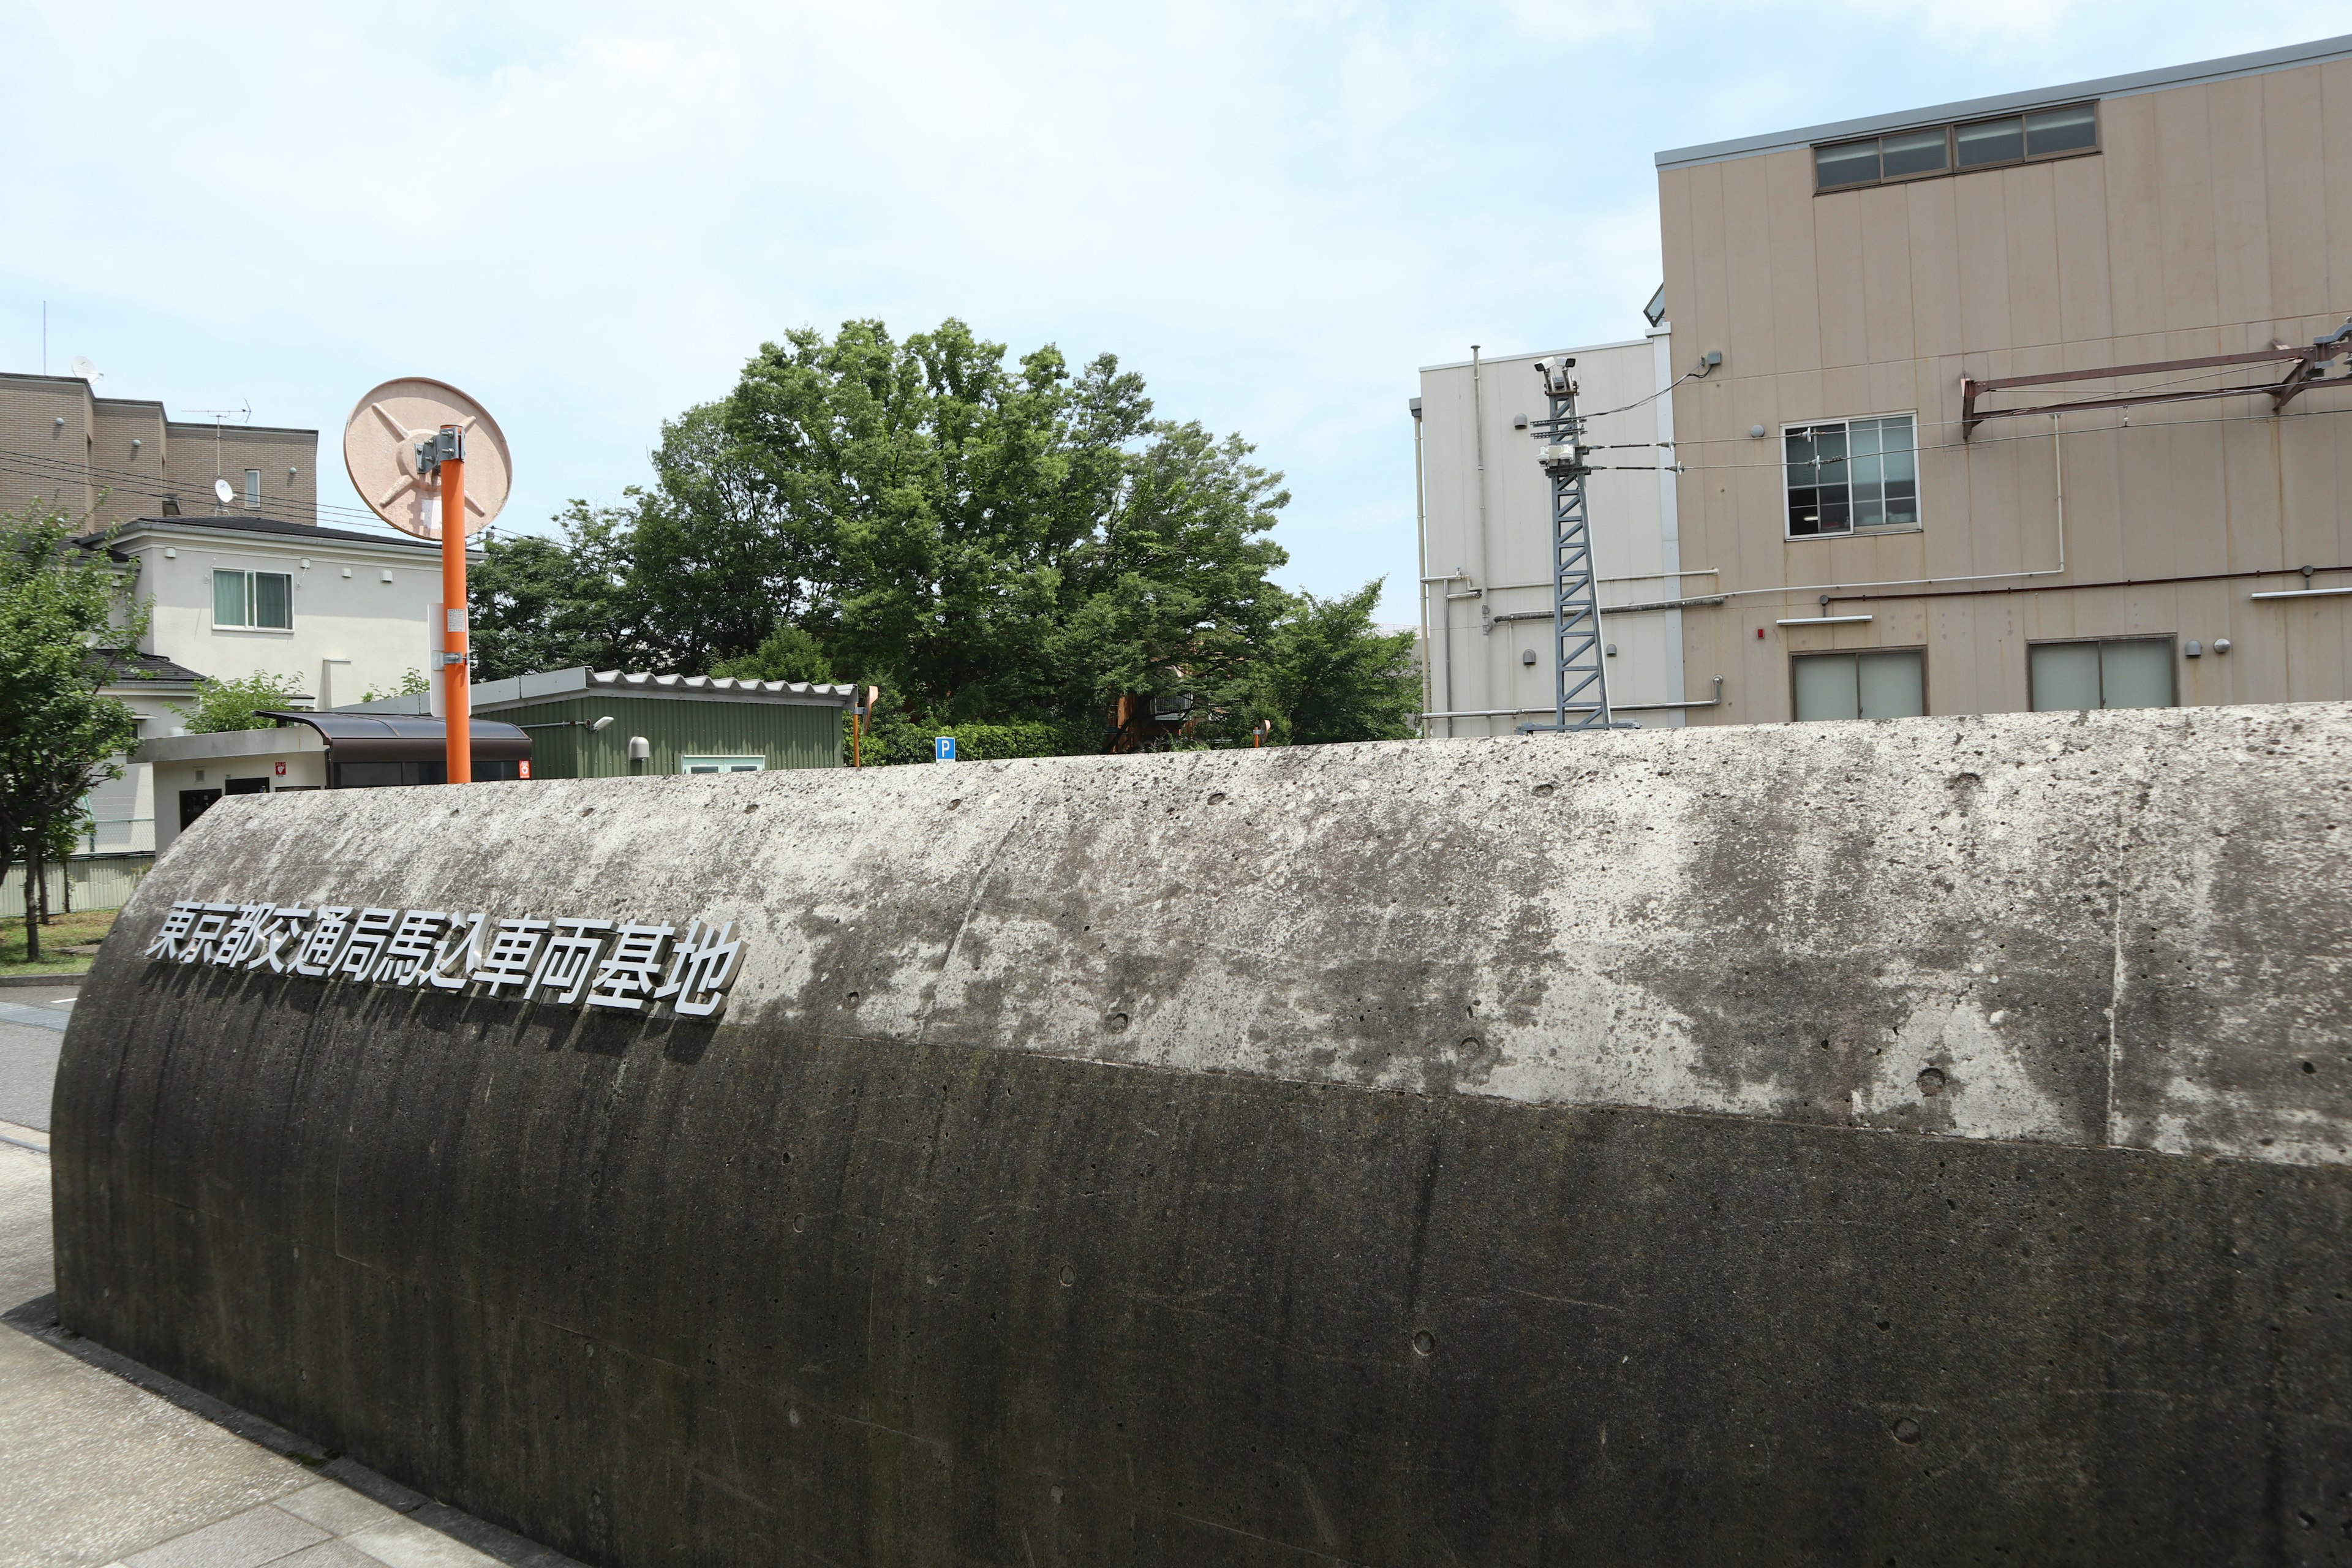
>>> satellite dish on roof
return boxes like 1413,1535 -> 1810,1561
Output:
341,377 -> 511,541
213,477 -> 235,506
70,356 -> 102,388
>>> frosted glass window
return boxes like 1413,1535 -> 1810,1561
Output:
1793,650 -> 1925,722
680,755 -> 763,774
2029,643 -> 2101,711
2098,640 -> 2173,709
1792,654 -> 1859,722
1857,650 -> 1926,718
213,569 -> 247,627
2030,639 -> 2173,710
244,469 -> 263,508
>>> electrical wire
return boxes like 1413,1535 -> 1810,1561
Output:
1580,365 -> 1709,421
0,437 -> 401,527
0,443 -> 410,535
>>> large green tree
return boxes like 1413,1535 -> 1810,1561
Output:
470,318 -> 1419,750
0,503 -> 147,959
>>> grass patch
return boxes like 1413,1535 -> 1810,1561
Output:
0,907 -> 119,974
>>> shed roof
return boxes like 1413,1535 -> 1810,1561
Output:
335,666 -> 857,715
261,710 -> 532,763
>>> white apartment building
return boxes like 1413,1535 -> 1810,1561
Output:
1413,320 -> 1719,736
78,513 -> 450,851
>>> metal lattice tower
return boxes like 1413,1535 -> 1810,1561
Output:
1518,358 -> 1615,733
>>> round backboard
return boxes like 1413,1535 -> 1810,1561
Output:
341,377 -> 513,540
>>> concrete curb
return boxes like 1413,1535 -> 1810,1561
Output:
0,972 -> 88,989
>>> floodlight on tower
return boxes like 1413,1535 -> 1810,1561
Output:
341,379 -> 513,785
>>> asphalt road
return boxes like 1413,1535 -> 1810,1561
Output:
0,986 -> 76,1134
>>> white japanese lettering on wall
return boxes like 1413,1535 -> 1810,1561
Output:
140,899 -> 744,1021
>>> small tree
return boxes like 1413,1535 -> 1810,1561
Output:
0,502 -> 146,961
360,668 -> 431,703
1250,580 -> 1420,746
177,671 -> 309,733
711,622 -> 832,684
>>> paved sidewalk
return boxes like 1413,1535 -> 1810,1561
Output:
0,982 -> 74,1133
0,1133 -> 582,1568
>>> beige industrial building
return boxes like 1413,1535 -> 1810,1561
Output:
1644,33 -> 2352,723
0,370 -> 318,528
1436,34 -> 2352,730
1414,333 -> 1715,735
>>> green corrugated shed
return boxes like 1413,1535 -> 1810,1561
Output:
494,690 -> 844,779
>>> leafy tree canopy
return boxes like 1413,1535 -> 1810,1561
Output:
1251,581 -> 1421,746
178,670 -> 309,733
0,502 -> 148,954
470,318 -> 1418,750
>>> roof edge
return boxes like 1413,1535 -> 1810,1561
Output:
1418,337 -> 1654,375
91,516 -> 449,552
1655,32 -> 2352,170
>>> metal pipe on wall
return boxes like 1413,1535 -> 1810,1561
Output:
1412,398 -> 1434,735
1471,345 -> 1490,736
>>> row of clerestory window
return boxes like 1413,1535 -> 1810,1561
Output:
1816,102 -> 2098,192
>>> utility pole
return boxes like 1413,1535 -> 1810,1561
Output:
412,427 -> 472,782
1518,358 -> 1616,733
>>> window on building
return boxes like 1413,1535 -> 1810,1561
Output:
680,755 -> 764,774
1954,116 -> 2024,168
1792,649 -> 1926,722
244,469 -> 263,508
213,568 -> 294,630
2029,638 -> 2173,711
1815,102 -> 2097,191
1785,415 -> 1918,537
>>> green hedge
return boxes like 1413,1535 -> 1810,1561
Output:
861,720 -> 1082,766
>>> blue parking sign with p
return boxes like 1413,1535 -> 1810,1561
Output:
935,736 -> 956,761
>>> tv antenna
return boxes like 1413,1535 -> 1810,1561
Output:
183,402 -> 254,510
1516,358 -> 1621,734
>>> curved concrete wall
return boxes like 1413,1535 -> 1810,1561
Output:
53,704 -> 2352,1565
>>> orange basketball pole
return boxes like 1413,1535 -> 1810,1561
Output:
439,429 -> 472,784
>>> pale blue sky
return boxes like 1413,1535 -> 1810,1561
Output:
7,2 -> 2346,622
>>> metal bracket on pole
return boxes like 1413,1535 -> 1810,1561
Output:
413,427 -> 466,474
1517,359 -> 1620,734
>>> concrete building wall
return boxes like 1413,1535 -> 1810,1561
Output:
1656,37 -> 2352,725
1416,337 -> 1694,736
87,399 -> 170,529
126,526 -> 440,704
0,374 -> 320,527
141,729 -> 331,853
161,423 -> 319,523
0,373 -> 97,516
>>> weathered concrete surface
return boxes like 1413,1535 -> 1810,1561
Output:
51,703 -> 2352,1565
